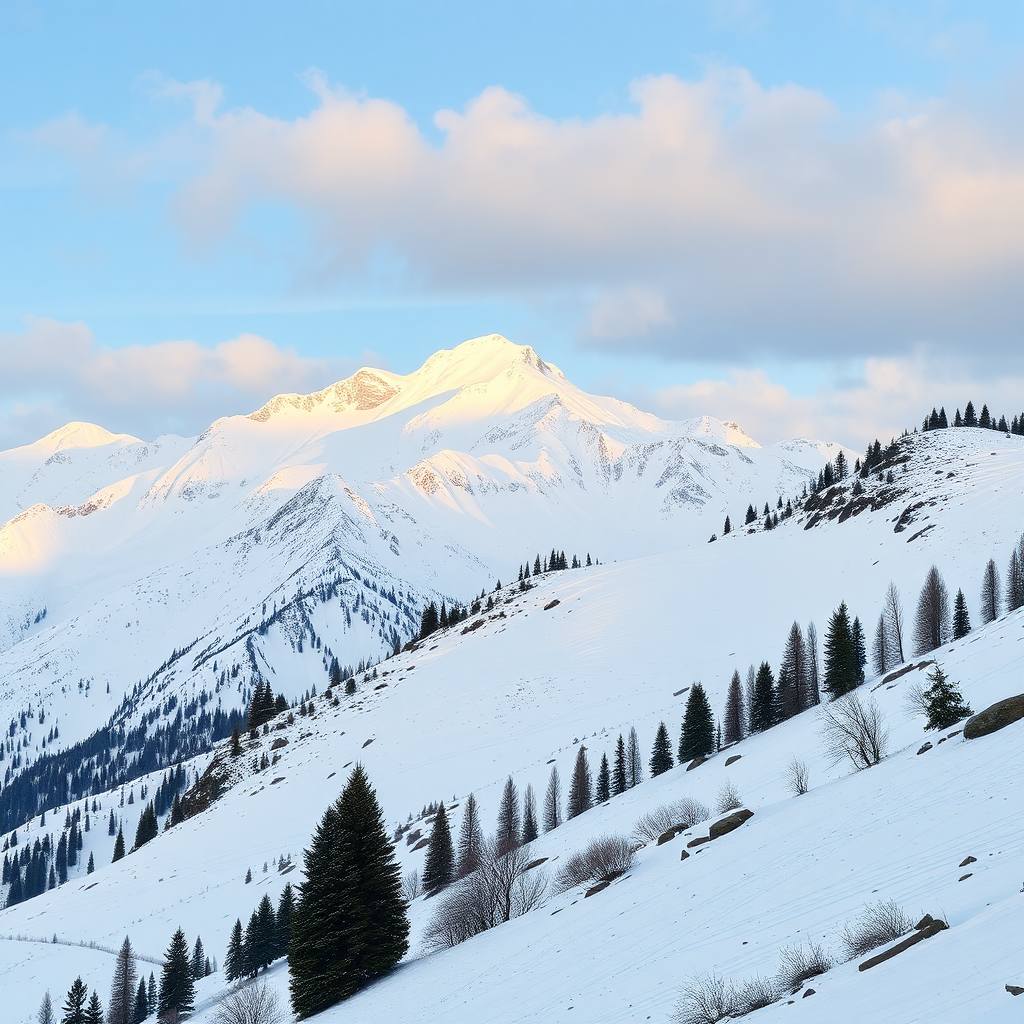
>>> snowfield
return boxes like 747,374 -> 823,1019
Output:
1,414 -> 1023,1022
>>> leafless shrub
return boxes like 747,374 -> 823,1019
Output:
633,797 -> 710,843
820,693 -> 888,771
670,972 -> 732,1024
776,940 -> 833,990
715,779 -> 742,813
903,681 -> 931,718
839,900 -> 912,959
213,982 -> 283,1024
554,835 -> 637,893
730,975 -> 779,1016
401,868 -> 421,902
783,758 -> 810,796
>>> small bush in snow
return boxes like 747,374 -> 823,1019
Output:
633,798 -> 710,843
670,972 -> 731,1024
820,693 -> 888,771
401,868 -> 422,902
554,835 -> 637,892
839,900 -> 912,959
715,779 -> 742,814
730,974 -> 779,1015
783,758 -> 810,796
776,940 -> 833,990
212,981 -> 282,1024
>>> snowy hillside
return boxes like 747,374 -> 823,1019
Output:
0,336 -> 848,817
1,420 -> 1022,1022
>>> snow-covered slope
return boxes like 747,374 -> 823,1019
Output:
1,421 -> 1022,1022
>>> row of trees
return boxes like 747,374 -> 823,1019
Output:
921,400 -> 1024,434
517,550 -> 592,580
225,885 -> 294,981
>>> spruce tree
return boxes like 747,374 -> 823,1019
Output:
83,992 -> 103,1024
723,670 -> 744,745
872,613 -> 890,676
275,883 -> 295,960
1008,539 -> 1024,612
112,828 -> 125,863
649,722 -> 674,776
62,979 -> 88,1024
595,753 -> 611,803
422,802 -> 455,895
521,784 -> 539,844
224,919 -> 245,982
852,616 -> 867,681
158,928 -> 194,1022
108,936 -> 138,1024
542,767 -> 562,832
132,980 -> 148,1024
980,558 -> 1000,623
612,735 -> 627,795
456,793 -> 484,877
627,727 -> 642,787
678,683 -> 714,760
749,662 -> 775,733
781,623 -> 808,713
288,765 -> 409,1018
38,991 -> 54,1024
823,601 -> 859,698
566,745 -> 592,818
146,976 -> 156,1017
254,893 -> 277,970
190,937 -> 205,982
495,777 -> 520,856
921,665 -> 972,730
952,589 -> 971,639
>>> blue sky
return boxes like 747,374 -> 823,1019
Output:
2,1 -> 1023,448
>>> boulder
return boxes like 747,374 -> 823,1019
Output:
270,737 -> 289,750
686,756 -> 707,771
543,599 -> 561,611
1006,985 -> 1024,997
859,919 -> 947,971
917,742 -> 933,755
803,989 -> 815,998
914,914 -> 935,930
687,836 -> 711,848
679,849 -> 690,861
584,880 -> 610,898
725,754 -> 742,767
963,694 -> 1024,739
958,872 -> 973,881
709,808 -> 754,840
959,856 -> 977,867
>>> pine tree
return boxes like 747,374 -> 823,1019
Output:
158,928 -> 194,1022
83,992 -> 103,1024
108,810 -> 117,836
86,852 -> 94,874
190,936 -> 205,982
627,727 -> 642,787
872,613 -> 890,676
422,802 -> 455,895
276,883 -> 295,960
132,980 -> 148,1024
723,516 -> 731,535
566,745 -> 592,819
495,777 -> 520,856
649,722 -> 674,776
108,936 -> 138,1024
521,785 -> 539,844
540,765 -> 561,831
112,828 -> 125,863
288,765 -> 409,1018
456,793 -> 484,877
62,978 -> 89,1024
952,589 -> 971,639
612,735 -> 627,795
38,992 -> 54,1024
678,683 -> 714,760
964,400 -> 977,427
230,725 -> 242,757
723,670 -> 744,744
147,976 -> 156,1018
133,803 -> 158,851
805,622 -> 821,706
224,919 -> 245,982
595,753 -> 611,803
749,662 -> 775,733
980,557 -> 1000,623
781,622 -> 808,714
913,566 -> 950,654
883,583 -> 906,665
1005,538 -> 1024,613
921,666 -> 972,730
852,617 -> 867,680
823,601 -> 859,698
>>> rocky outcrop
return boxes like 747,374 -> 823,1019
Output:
963,694 -> 1024,739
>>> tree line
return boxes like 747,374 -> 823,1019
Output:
921,400 -> 1024,434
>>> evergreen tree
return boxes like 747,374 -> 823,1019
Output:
495,777 -> 520,856
108,810 -> 117,836
913,566 -> 951,655
133,803 -> 158,851
921,666 -> 972,730
872,612 -> 890,676
649,722 -> 674,776
62,978 -> 89,1024
678,683 -> 714,760
275,883 -> 295,960
252,894 -> 277,972
419,602 -> 439,639
595,753 -> 611,803
806,622 -> 821,705
132,980 -> 148,1024
83,992 -> 103,1024
749,662 -> 775,733
612,735 -> 627,795
224,919 -> 245,982
823,601 -> 859,698
229,725 -> 242,757
723,670 -> 745,744
456,793 -> 484,877
87,852 -> 94,874
781,622 -> 809,713
852,617 -> 867,680
964,400 -> 977,427
627,727 -> 642,788
723,515 -> 731,535
422,802 -> 455,895
112,828 -> 125,863
288,765 -> 409,1018
566,745 -> 592,819
979,403 -> 991,428
980,558 -> 1000,623
56,831 -> 68,884
158,928 -> 194,1022
108,936 -> 138,1024
147,976 -> 156,1017
38,992 -> 54,1024
952,589 -> 971,639
1008,539 -> 1024,612
190,936 -> 205,982
521,785 -> 539,844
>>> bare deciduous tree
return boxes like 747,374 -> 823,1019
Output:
913,566 -> 950,654
671,972 -> 732,1024
777,941 -> 833,990
783,757 -> 810,796
820,692 -> 888,770
839,900 -> 912,959
401,868 -> 421,902
633,798 -> 710,843
212,982 -> 283,1024
715,779 -> 742,814
980,558 -> 1000,624
554,835 -> 637,893
883,582 -> 905,665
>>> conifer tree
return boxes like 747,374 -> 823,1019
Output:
723,670 -> 745,744
83,992 -> 103,1024
852,617 -> 867,680
132,980 -> 148,1024
723,516 -> 731,535
781,622 -> 808,713
678,683 -> 714,760
133,803 -> 158,851
964,400 -> 977,426
108,936 -> 138,1024
883,583 -> 906,665
495,777 -> 520,856
749,662 -> 776,733
276,883 -> 295,960
595,753 -> 611,803
952,589 -> 971,639
1008,539 -> 1024,612
566,745 -> 592,818
456,793 -> 484,877
158,928 -> 194,1022
422,802 -> 455,895
38,991 -> 54,1024
62,978 -> 89,1024
112,828 -> 125,863
147,976 -> 156,1017
805,621 -> 821,706
521,785 -> 539,844
87,852 -> 94,874
980,558 -> 1000,623
288,765 -> 408,1018
872,613 -> 890,676
920,666 -> 972,730
823,601 -> 859,698
190,937 -> 205,982
543,767 -> 562,832
612,735 -> 627,795
627,727 -> 642,787
649,722 -> 674,776
913,566 -> 950,654
224,919 -> 245,982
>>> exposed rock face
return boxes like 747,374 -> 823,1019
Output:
709,808 -> 754,840
963,694 -> 1024,739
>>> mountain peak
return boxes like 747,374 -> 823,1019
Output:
7,421 -> 141,461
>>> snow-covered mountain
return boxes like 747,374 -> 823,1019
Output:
0,336 -> 847,777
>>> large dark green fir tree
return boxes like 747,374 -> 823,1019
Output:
158,928 -> 195,1022
275,883 -> 295,960
83,992 -> 103,1024
678,683 -> 714,761
649,722 -> 674,776
952,589 -> 971,639
112,827 -> 125,863
62,978 -> 89,1024
566,745 -> 592,819
612,735 -> 627,796
723,670 -> 745,744
823,601 -> 860,698
921,666 -> 972,730
289,765 -> 409,1019
749,662 -> 776,733
132,979 -> 148,1024
224,919 -> 245,982
421,801 -> 455,896
108,936 -> 137,1024
595,753 -> 611,803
